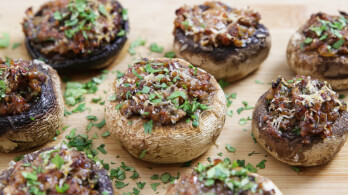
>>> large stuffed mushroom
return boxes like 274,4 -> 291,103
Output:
173,1 -> 271,82
166,159 -> 282,195
0,144 -> 113,194
0,58 -> 63,152
252,76 -> 348,166
105,58 -> 226,163
23,0 -> 129,73
287,11 -> 348,89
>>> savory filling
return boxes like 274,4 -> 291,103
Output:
176,159 -> 269,194
174,1 -> 261,47
22,0 -> 125,59
262,76 -> 347,144
2,147 -> 102,194
0,58 -> 47,116
302,12 -> 348,57
114,58 -> 215,126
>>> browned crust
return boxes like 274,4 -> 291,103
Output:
252,91 -> 348,166
104,58 -> 227,164
0,145 -> 114,194
173,25 -> 271,82
0,60 -> 64,152
166,172 -> 283,195
287,29 -> 348,90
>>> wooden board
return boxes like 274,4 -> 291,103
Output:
1,0 -> 348,194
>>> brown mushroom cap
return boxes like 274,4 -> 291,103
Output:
104,58 -> 227,164
174,24 -> 271,82
0,60 -> 64,152
252,92 -> 348,166
287,29 -> 348,90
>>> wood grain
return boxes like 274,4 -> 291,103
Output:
0,0 -> 348,194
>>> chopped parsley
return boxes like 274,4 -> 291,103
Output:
56,183 -> 70,193
150,183 -> 160,191
164,51 -> 176,58
128,37 -> 146,55
225,144 -> 236,152
149,43 -> 164,53
144,120 -> 153,134
139,150 -> 147,159
218,79 -> 230,89
51,154 -> 64,169
256,160 -> 267,169
0,32 -> 10,48
115,180 -> 128,189
11,42 -> 21,50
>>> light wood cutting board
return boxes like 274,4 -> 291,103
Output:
0,0 -> 348,194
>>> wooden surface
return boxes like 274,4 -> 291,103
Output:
1,0 -> 348,194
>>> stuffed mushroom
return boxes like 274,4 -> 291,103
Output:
287,11 -> 348,89
22,0 -> 129,73
166,159 -> 282,195
0,58 -> 63,152
0,144 -> 113,194
252,76 -> 348,166
173,1 -> 271,82
105,58 -> 226,163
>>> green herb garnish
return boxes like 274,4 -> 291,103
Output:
144,120 -> 153,134
150,43 -> 164,53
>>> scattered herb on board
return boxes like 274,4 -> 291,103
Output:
218,79 -> 230,89
136,182 -> 146,189
225,144 -> 236,153
0,32 -> 10,48
149,43 -> 164,53
164,51 -> 176,58
291,166 -> 301,172
150,183 -> 160,191
239,118 -> 247,125
115,180 -> 128,189
182,160 -> 192,167
255,80 -> 264,84
256,160 -> 267,169
128,37 -> 146,55
248,151 -> 260,156
12,42 -> 21,49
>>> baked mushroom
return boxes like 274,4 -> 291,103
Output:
252,76 -> 348,166
173,1 -> 271,82
166,159 -> 282,195
105,58 -> 226,163
287,11 -> 348,89
0,58 -> 63,152
0,144 -> 113,194
23,0 -> 129,73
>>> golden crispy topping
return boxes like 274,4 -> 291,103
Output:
3,147 -> 100,194
302,12 -> 348,57
22,0 -> 124,58
174,1 -> 261,47
114,58 -> 215,125
263,76 -> 346,144
0,58 -> 47,116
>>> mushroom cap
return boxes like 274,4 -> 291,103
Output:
25,0 -> 129,73
252,92 -> 348,166
105,58 -> 227,164
174,24 -> 271,82
287,29 -> 348,90
0,60 -> 64,152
